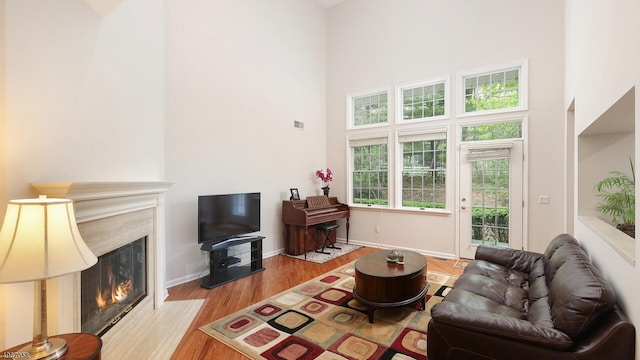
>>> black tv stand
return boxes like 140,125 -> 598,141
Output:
200,236 -> 265,289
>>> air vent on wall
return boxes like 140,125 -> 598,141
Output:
294,121 -> 305,130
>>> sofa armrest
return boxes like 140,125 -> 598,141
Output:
475,245 -> 544,274
431,302 -> 572,350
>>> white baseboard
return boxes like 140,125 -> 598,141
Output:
343,238 -> 457,260
165,248 -> 284,288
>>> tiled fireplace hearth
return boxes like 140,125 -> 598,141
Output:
30,182 -> 173,348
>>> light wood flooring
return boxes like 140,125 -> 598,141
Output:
166,246 -> 464,360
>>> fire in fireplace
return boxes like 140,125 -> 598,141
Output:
81,237 -> 147,336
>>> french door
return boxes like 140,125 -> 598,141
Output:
458,140 -> 524,259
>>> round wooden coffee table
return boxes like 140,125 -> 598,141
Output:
353,250 -> 428,323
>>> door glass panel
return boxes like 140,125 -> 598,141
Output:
470,158 -> 510,248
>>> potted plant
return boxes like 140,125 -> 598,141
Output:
595,158 -> 635,238
316,168 -> 333,196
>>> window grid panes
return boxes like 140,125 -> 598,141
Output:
461,121 -> 522,142
464,69 -> 519,113
471,158 -> 510,247
402,82 -> 446,120
352,144 -> 388,205
353,92 -> 388,126
401,139 -> 446,209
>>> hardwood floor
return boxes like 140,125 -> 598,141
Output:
166,246 -> 463,359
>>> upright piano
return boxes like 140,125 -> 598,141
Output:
282,196 -> 350,255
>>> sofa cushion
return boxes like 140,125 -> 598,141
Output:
437,287 -> 526,319
545,241 -> 588,283
548,257 -> 617,339
476,245 -> 544,274
526,261 -> 553,327
464,259 -> 528,288
453,271 -> 529,314
543,233 -> 580,259
430,301 -> 574,350
527,296 -> 554,328
528,256 -> 546,280
528,276 -> 549,302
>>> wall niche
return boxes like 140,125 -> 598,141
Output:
577,86 -> 635,265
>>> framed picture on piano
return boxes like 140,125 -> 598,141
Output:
290,188 -> 300,200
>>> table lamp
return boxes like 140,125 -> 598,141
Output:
0,195 -> 97,360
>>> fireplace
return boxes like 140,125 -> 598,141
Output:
30,181 -> 173,357
81,237 -> 147,336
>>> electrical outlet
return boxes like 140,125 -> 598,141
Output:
375,225 -> 380,233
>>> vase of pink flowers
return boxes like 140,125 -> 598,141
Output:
316,168 -> 333,196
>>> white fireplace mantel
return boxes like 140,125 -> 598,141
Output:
32,181 -> 174,223
32,181 -> 174,200
30,181 -> 173,340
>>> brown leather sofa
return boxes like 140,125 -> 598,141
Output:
428,234 -> 635,360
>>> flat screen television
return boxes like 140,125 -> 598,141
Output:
198,192 -> 261,246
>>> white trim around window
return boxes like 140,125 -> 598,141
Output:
457,115 -> 527,144
396,75 -> 450,124
395,126 -> 451,212
456,59 -> 528,118
346,131 -> 391,208
346,87 -> 392,130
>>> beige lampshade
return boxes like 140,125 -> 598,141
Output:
0,196 -> 97,283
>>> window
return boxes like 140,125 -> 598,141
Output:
349,136 -> 389,206
398,131 -> 447,210
460,60 -> 527,115
398,79 -> 448,122
345,61 -> 528,212
349,90 -> 389,128
461,120 -> 523,142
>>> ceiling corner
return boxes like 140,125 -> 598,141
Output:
82,0 -> 124,17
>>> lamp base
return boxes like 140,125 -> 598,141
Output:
19,338 -> 68,360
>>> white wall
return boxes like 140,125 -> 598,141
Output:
1,0 -> 164,348
565,0 -> 640,353
4,1 -> 164,191
164,0 -> 328,285
325,0 -> 565,255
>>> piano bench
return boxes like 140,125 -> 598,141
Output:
315,223 -> 341,255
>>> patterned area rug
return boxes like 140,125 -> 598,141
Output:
284,242 -> 363,264
200,261 -> 456,359
453,258 -> 471,270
